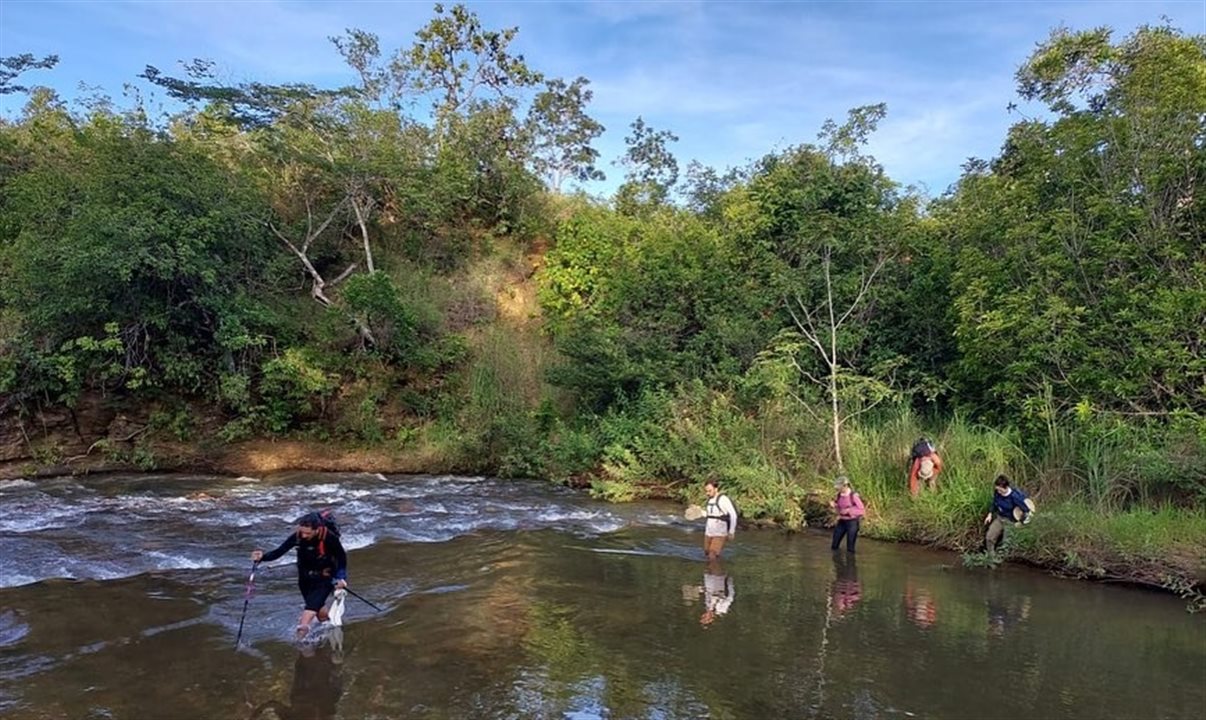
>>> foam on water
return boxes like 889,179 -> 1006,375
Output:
0,514 -> 85,534
0,473 -> 665,588
0,612 -> 29,648
339,532 -> 376,551
144,551 -> 217,571
0,479 -> 34,491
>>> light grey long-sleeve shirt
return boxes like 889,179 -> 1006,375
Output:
704,494 -> 737,537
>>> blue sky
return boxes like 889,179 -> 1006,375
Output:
2,0 -> 1203,195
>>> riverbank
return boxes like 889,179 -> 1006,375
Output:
2,433 -> 1202,610
0,436 -> 469,481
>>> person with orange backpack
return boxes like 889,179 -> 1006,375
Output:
908,437 -> 944,496
251,511 -> 348,638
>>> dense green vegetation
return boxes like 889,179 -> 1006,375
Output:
1,9 -> 1202,592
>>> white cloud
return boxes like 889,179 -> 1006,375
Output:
5,0 -> 1200,192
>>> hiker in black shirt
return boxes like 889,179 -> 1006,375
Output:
252,512 -> 348,637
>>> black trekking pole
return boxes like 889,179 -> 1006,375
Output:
234,560 -> 260,649
340,585 -> 383,612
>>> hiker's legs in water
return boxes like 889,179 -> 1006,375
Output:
296,609 -> 318,636
844,518 -> 860,553
985,517 -> 1006,552
831,520 -> 848,551
298,579 -> 334,634
704,535 -> 726,561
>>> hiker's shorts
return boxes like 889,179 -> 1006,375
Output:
704,535 -> 727,558
299,576 -> 334,612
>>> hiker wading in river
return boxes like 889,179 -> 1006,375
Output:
252,511 -> 349,638
702,480 -> 737,561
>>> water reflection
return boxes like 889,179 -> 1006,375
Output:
682,560 -> 736,629
987,583 -> 1032,638
904,576 -> 939,630
700,560 -> 735,628
250,635 -> 344,720
830,551 -> 862,619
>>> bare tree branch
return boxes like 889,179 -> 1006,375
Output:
835,252 -> 891,328
350,193 -> 376,274
329,263 -> 359,287
787,298 -> 831,364
304,197 -> 349,255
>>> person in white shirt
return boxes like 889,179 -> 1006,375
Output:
703,480 -> 737,560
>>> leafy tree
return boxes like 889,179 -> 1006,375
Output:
540,203 -> 778,409
140,59 -> 346,129
329,8 -> 547,242
615,117 -> 679,213
711,106 -> 928,467
680,160 -> 745,219
0,54 -> 59,95
817,102 -> 887,166
944,24 -> 1206,418
0,104 -> 280,403
525,77 -> 605,190
394,3 -> 542,130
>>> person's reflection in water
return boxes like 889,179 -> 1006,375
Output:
698,559 -> 735,628
250,630 -> 344,720
830,551 -> 862,618
903,577 -> 938,630
986,588 -> 1032,638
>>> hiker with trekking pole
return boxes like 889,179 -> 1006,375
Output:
249,510 -> 351,640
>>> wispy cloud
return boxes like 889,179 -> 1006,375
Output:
2,0 -> 1201,193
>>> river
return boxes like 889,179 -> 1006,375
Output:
0,472 -> 1201,719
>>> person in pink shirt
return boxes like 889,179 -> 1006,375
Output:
829,475 -> 866,553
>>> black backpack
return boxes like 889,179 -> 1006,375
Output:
707,494 -> 738,534
299,509 -> 341,557
316,509 -> 340,537
911,438 -> 935,461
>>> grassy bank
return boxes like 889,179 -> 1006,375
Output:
510,385 -> 1205,607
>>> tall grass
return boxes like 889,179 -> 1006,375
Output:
565,390 -> 1203,596
813,406 -> 1202,597
574,385 -> 809,526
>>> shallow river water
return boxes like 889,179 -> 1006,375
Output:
0,472 -> 1202,719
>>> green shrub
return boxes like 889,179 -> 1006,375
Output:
260,348 -> 338,433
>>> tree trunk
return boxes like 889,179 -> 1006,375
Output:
826,255 -> 844,471
831,369 -> 843,471
351,195 -> 375,274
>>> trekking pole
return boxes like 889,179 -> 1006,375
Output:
234,560 -> 260,649
341,585 -> 383,612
